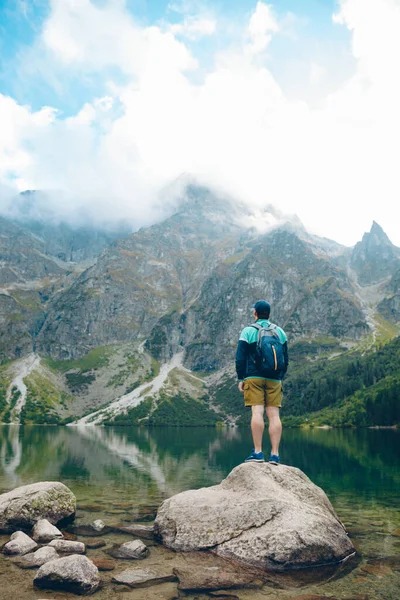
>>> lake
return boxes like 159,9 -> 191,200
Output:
0,425 -> 399,599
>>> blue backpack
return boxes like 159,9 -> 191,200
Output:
251,323 -> 286,377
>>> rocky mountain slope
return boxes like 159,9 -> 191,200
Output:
0,182 -> 399,425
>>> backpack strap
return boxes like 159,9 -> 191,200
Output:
250,323 -> 277,333
251,323 -> 279,344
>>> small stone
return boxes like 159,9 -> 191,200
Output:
111,539 -> 149,559
92,519 -> 105,532
85,538 -> 106,549
62,531 -> 78,541
112,567 -> 176,588
15,546 -> 59,569
33,519 -> 64,543
114,523 -> 154,540
91,557 -> 116,571
34,554 -> 100,595
48,539 -> 85,554
3,531 -> 37,555
79,504 -> 103,513
361,563 -> 392,577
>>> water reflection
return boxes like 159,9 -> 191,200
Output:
0,425 -> 399,600
0,425 -> 399,506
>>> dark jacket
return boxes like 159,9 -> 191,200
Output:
235,320 -> 289,381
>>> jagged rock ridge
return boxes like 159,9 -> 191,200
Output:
0,185 -> 399,376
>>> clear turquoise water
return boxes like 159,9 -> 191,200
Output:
0,425 -> 399,599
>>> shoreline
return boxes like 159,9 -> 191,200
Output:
0,422 -> 398,429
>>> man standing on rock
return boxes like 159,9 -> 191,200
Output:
236,300 -> 288,464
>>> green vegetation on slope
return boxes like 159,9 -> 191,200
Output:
103,398 -> 154,426
45,346 -> 112,374
285,374 -> 400,427
282,335 -> 400,417
20,371 -> 74,425
149,393 -> 220,427
2,386 -> 21,423
104,392 -> 221,427
211,336 -> 400,427
45,346 -> 114,393
0,363 -> 12,420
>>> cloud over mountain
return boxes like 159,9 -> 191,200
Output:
0,0 -> 399,245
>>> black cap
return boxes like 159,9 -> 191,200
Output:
252,300 -> 271,315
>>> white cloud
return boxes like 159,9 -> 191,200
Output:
309,62 -> 328,86
169,16 -> 216,39
1,0 -> 400,246
246,2 -> 279,56
41,0 -> 196,75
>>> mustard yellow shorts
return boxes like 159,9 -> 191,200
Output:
244,378 -> 283,408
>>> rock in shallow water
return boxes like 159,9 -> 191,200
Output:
3,530 -> 37,555
112,567 -> 176,588
109,539 -> 149,559
85,538 -> 106,549
155,462 -> 355,571
34,554 -> 100,595
114,523 -> 155,539
174,565 -> 264,590
91,519 -> 105,531
0,482 -> 76,533
15,546 -> 59,569
33,519 -> 64,543
91,557 -> 116,571
48,539 -> 85,554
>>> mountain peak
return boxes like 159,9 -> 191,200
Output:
350,221 -> 400,284
370,221 -> 390,241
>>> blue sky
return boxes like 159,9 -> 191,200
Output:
0,0 -> 352,115
0,0 -> 399,246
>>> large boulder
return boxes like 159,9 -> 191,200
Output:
34,555 -> 100,595
0,482 -> 76,533
155,463 -> 355,571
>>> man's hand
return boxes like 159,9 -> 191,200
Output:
238,381 -> 244,393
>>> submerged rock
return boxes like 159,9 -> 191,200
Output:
112,567 -> 176,588
3,531 -> 37,555
70,523 -> 112,537
85,538 -> 106,549
174,564 -> 264,590
33,519 -> 64,543
155,463 -> 355,571
0,482 -> 76,533
114,523 -> 155,539
91,557 -> 116,571
15,546 -> 59,569
109,539 -> 149,559
34,554 -> 100,595
48,539 -> 85,554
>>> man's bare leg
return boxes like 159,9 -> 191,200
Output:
266,406 -> 282,456
251,405 -> 265,453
